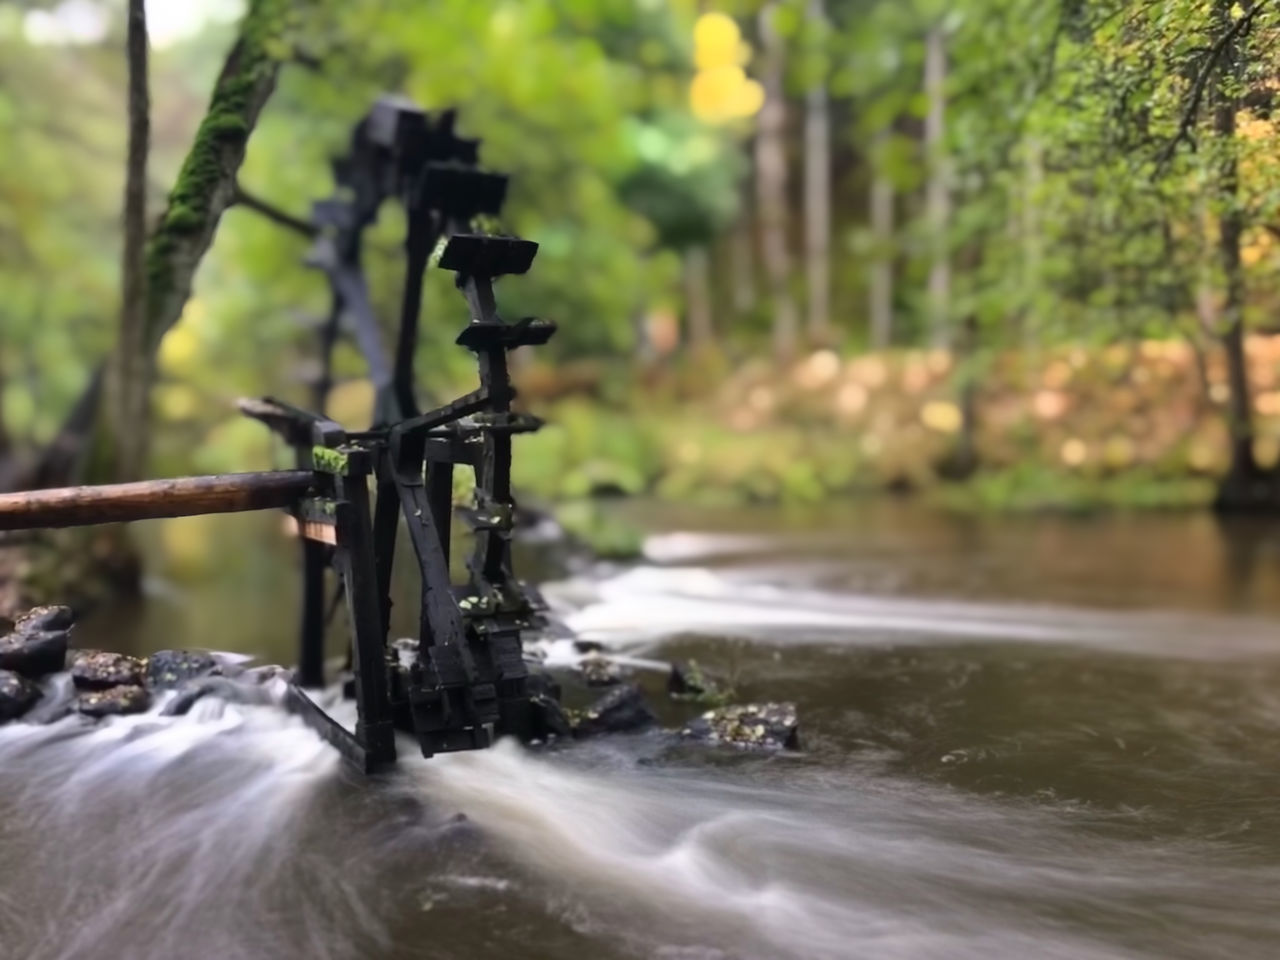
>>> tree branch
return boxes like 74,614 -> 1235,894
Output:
232,183 -> 318,238
1157,2 -> 1265,169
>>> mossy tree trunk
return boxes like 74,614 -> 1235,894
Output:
87,0 -> 291,485
3,0 -> 295,615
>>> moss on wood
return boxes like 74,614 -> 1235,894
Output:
143,0 -> 291,352
311,446 -> 350,475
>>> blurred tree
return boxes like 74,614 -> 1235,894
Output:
923,20 -> 950,347
109,0 -> 149,482
802,0 -> 832,345
754,1 -> 798,361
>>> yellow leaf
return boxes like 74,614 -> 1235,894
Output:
691,65 -> 762,123
920,401 -> 961,434
1060,438 -> 1087,468
694,12 -> 741,70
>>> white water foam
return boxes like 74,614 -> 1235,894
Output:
539,563 -> 1280,661
1,672 -> 1277,959
415,738 -> 1280,960
0,678 -> 401,960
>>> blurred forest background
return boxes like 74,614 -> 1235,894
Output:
6,0 -> 1280,522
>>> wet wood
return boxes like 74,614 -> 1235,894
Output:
0,471 -> 314,530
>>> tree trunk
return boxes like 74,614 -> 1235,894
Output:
683,246 -> 714,349
1021,137 -> 1043,352
3,0 -> 295,616
1186,188 -> 1217,413
1210,0 -> 1272,510
941,313 -> 980,480
869,131 -> 894,350
107,0 -> 150,484
924,25 -> 950,348
729,217 -> 756,316
755,1 -> 799,363
803,0 -> 831,346
85,0 -> 289,483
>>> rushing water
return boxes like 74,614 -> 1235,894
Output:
3,502 -> 1280,960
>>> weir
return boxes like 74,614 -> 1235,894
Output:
0,97 -> 556,772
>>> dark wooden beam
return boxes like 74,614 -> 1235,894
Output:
0,471 -> 314,530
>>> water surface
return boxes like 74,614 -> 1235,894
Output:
3,502 -> 1279,959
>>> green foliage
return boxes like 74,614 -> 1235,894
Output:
9,0 -> 1280,514
617,111 -> 745,249
554,499 -> 645,560
932,465 -> 1216,514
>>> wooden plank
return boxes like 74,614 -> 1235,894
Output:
0,471 -> 314,530
299,520 -> 338,544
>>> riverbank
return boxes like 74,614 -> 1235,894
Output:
508,335 -> 1280,514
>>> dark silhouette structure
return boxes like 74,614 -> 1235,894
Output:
0,97 -> 556,772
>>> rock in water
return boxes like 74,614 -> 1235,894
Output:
530,695 -> 574,740
667,660 -> 732,706
14,605 -> 75,634
496,671 -> 572,743
160,676 -> 278,717
572,683 -> 657,738
578,653 -> 625,687
0,629 -> 69,679
0,670 -> 41,722
77,685 -> 151,718
145,650 -> 221,689
527,671 -> 563,703
527,671 -> 573,740
71,651 -> 146,689
680,702 -> 800,751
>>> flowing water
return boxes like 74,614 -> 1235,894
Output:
3,502 -> 1280,959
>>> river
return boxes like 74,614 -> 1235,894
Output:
2,502 -> 1279,959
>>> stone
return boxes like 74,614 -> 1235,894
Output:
529,694 -> 574,740
244,664 -> 293,685
77,684 -> 151,718
145,650 -> 221,689
496,671 -> 571,743
667,659 -> 732,706
526,671 -> 562,703
680,702 -> 800,751
0,629 -> 69,679
71,651 -> 146,690
160,676 -> 277,717
14,605 -> 75,634
571,683 -> 657,738
578,653 -> 625,687
0,670 -> 41,722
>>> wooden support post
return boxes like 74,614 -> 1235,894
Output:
297,537 -> 328,689
426,461 -> 454,558
371,467 -> 401,640
331,469 -> 396,769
